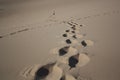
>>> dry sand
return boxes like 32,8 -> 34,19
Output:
0,0 -> 120,80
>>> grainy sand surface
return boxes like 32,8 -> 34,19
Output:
0,0 -> 120,80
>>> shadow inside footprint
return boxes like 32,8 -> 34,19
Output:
34,67 -> 49,80
59,46 -> 70,56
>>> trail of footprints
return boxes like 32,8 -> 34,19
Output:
0,10 -> 120,39
20,20 -> 94,80
0,9 -> 118,80
19,10 -> 120,80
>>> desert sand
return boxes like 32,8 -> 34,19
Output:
0,0 -> 120,80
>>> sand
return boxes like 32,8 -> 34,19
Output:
0,0 -> 120,80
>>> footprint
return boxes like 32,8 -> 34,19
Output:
62,34 -> 68,37
65,30 -> 70,33
66,39 -> 72,44
81,40 -> 94,47
68,53 -> 79,70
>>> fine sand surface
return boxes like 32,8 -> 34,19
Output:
0,0 -> 120,80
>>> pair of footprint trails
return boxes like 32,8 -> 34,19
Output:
57,20 -> 94,70
18,10 -> 101,80
62,21 -> 88,48
30,20 -> 94,80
